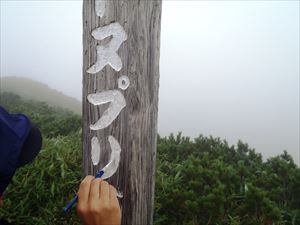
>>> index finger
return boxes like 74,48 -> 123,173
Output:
77,175 -> 94,204
89,178 -> 102,201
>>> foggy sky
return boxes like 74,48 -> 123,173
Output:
0,1 -> 299,164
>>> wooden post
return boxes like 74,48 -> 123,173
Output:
82,1 -> 162,225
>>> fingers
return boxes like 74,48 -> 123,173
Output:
109,185 -> 117,200
78,175 -> 94,205
100,180 -> 110,207
109,185 -> 120,211
90,178 -> 102,201
76,176 -> 122,225
77,175 -> 94,221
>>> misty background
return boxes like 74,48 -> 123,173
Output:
0,1 -> 299,164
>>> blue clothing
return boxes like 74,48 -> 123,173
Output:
0,106 -> 32,193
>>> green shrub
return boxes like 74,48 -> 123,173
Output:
0,92 -> 81,138
1,93 -> 299,225
0,133 -> 82,225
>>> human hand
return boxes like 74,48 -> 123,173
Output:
77,176 -> 121,225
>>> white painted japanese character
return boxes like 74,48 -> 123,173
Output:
87,22 -> 127,74
91,136 -> 100,165
91,136 -> 121,178
87,90 -> 126,130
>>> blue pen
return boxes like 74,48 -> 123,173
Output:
63,161 -> 113,213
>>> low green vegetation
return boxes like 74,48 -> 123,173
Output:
0,92 -> 299,225
154,134 -> 300,225
0,92 -> 81,138
0,92 -> 82,225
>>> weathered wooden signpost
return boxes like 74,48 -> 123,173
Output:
82,0 -> 162,224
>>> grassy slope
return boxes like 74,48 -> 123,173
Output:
0,93 -> 82,224
0,76 -> 81,114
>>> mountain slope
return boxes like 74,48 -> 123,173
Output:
0,76 -> 81,114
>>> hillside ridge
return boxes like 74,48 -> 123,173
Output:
0,76 -> 81,114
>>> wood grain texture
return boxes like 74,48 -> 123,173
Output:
82,1 -> 162,224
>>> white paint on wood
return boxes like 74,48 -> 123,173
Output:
87,22 -> 127,74
91,136 -> 100,165
117,190 -> 123,198
83,1 -> 162,224
118,75 -> 130,90
95,0 -> 105,18
101,135 -> 121,179
87,90 -> 126,130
